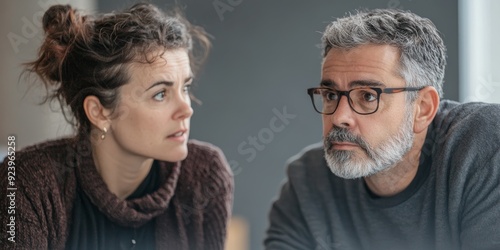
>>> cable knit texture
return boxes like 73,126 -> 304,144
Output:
0,137 -> 234,250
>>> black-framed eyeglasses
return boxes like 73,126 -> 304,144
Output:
307,86 -> 425,115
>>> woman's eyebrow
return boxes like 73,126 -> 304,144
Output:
145,77 -> 193,91
145,81 -> 173,91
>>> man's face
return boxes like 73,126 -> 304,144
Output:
321,44 -> 416,179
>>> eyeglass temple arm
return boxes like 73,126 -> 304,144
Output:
382,86 -> 426,94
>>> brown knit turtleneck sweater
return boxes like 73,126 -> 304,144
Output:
0,137 -> 233,249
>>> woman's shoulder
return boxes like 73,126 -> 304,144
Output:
14,137 -> 75,163
183,139 -> 233,181
175,140 -> 234,207
187,139 -> 225,159
2,137 -> 77,185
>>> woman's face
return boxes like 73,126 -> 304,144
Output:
106,49 -> 193,162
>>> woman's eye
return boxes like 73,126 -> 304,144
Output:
153,91 -> 166,101
183,84 -> 192,94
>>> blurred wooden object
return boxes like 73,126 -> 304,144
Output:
225,216 -> 249,250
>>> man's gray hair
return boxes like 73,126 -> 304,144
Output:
322,9 -> 446,98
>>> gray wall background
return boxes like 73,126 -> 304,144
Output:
99,0 -> 459,249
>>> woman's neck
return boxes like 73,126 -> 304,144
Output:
91,136 -> 154,200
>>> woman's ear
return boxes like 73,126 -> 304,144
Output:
83,95 -> 112,130
413,86 -> 440,133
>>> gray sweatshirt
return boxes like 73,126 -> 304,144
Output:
265,100 -> 500,250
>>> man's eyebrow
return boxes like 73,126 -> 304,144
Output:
320,79 -> 337,88
319,79 -> 386,89
145,77 -> 193,91
350,80 -> 386,88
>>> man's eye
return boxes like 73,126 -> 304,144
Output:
324,91 -> 338,101
360,91 -> 377,102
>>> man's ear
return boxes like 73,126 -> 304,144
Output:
83,95 -> 112,130
413,86 -> 440,133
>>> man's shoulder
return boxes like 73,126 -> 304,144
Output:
429,100 -> 500,174
435,100 -> 500,129
431,100 -> 500,146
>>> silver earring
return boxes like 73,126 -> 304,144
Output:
101,127 -> 107,140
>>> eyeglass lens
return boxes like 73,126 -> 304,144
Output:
312,88 -> 379,114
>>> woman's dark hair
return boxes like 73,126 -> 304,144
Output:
25,3 -> 211,135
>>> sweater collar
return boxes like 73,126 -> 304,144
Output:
73,138 -> 181,228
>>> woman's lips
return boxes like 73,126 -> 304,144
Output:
167,129 -> 188,142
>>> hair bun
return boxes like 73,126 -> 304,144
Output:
43,4 -> 86,46
31,4 -> 89,82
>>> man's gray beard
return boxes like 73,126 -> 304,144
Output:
323,109 -> 414,179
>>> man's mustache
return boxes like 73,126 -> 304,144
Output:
324,126 -> 370,153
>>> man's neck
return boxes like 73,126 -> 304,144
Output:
363,129 -> 427,197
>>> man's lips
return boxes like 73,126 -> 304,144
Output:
333,142 -> 358,146
330,142 -> 360,150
